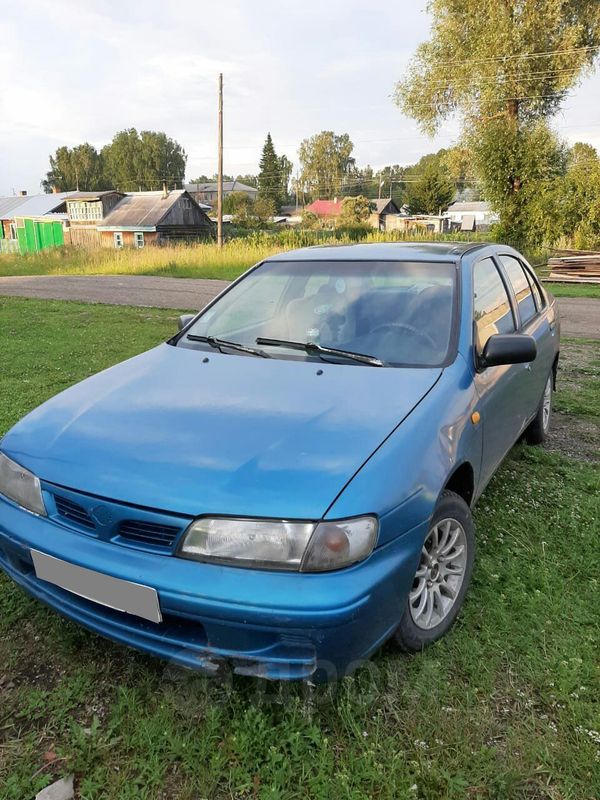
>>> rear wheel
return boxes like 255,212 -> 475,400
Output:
395,490 -> 475,652
524,372 -> 553,445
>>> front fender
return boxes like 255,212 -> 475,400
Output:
324,356 -> 482,547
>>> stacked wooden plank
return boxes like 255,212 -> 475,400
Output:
547,252 -> 600,284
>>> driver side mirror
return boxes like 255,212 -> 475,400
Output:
178,314 -> 195,331
480,333 -> 537,368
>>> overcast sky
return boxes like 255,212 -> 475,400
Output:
1,0 -> 600,196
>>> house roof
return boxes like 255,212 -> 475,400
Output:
66,191 -> 123,201
0,192 -> 75,219
98,190 -> 204,229
304,199 -> 343,216
185,180 -> 258,194
446,201 -> 491,213
372,198 -> 400,214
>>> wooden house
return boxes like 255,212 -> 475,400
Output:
66,191 -> 124,246
96,190 -> 214,248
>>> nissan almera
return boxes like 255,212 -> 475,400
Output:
0,243 -> 559,680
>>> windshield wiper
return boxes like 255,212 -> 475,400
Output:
256,337 -> 386,367
187,334 -> 270,358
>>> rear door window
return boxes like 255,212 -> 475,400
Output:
500,255 -> 537,326
473,257 -> 515,353
523,263 -> 545,311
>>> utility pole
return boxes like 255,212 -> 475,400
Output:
217,73 -> 224,248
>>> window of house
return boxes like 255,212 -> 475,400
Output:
473,257 -> 515,353
134,232 -> 144,249
69,201 -> 102,221
500,255 -> 537,326
114,232 -> 124,249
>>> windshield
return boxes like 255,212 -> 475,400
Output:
181,260 -> 457,367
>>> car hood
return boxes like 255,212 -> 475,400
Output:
2,344 -> 441,519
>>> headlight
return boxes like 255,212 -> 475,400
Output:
178,515 -> 377,572
0,452 -> 47,516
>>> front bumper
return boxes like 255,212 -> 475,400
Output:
0,496 -> 426,680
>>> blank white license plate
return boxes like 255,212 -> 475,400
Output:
31,550 -> 162,624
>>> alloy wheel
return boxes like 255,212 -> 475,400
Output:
409,518 -> 468,630
542,375 -> 552,432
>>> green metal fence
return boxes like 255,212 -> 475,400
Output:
14,217 -> 64,255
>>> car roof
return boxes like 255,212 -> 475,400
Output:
264,241 -> 489,263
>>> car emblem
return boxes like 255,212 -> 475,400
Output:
91,505 -> 113,526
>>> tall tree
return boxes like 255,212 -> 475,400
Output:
102,128 -> 187,191
298,131 -> 355,200
258,133 -> 283,208
279,155 -> 293,203
235,174 -> 258,187
405,162 -> 455,214
396,0 -> 600,239
338,195 -> 372,226
42,143 -> 105,192
189,174 -> 234,183
530,141 -> 600,248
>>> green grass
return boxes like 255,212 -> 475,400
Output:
553,338 -> 600,418
0,297 -> 599,800
544,282 -> 600,299
0,231 -> 546,282
0,240 -> 271,281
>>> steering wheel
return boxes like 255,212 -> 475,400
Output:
369,322 -> 438,351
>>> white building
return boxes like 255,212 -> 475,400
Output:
444,201 -> 499,231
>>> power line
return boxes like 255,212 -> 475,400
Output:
403,67 -> 588,92
424,44 -> 599,68
405,90 -> 573,109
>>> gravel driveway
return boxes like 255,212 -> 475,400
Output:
0,274 -> 598,339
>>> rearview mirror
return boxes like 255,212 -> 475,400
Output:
480,334 -> 537,368
178,314 -> 195,331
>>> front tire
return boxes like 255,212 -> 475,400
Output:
395,490 -> 475,652
524,372 -> 553,445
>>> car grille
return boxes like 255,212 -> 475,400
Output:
54,495 -> 96,530
48,482 -> 190,553
118,520 -> 181,548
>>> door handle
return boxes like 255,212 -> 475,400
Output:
524,363 -> 532,371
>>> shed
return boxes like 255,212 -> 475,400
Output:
369,198 -> 401,230
97,190 -> 214,248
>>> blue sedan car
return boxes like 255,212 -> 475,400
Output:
0,243 -> 559,680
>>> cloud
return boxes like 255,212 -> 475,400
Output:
1,0 -> 599,194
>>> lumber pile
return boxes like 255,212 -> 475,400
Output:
547,252 -> 600,284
